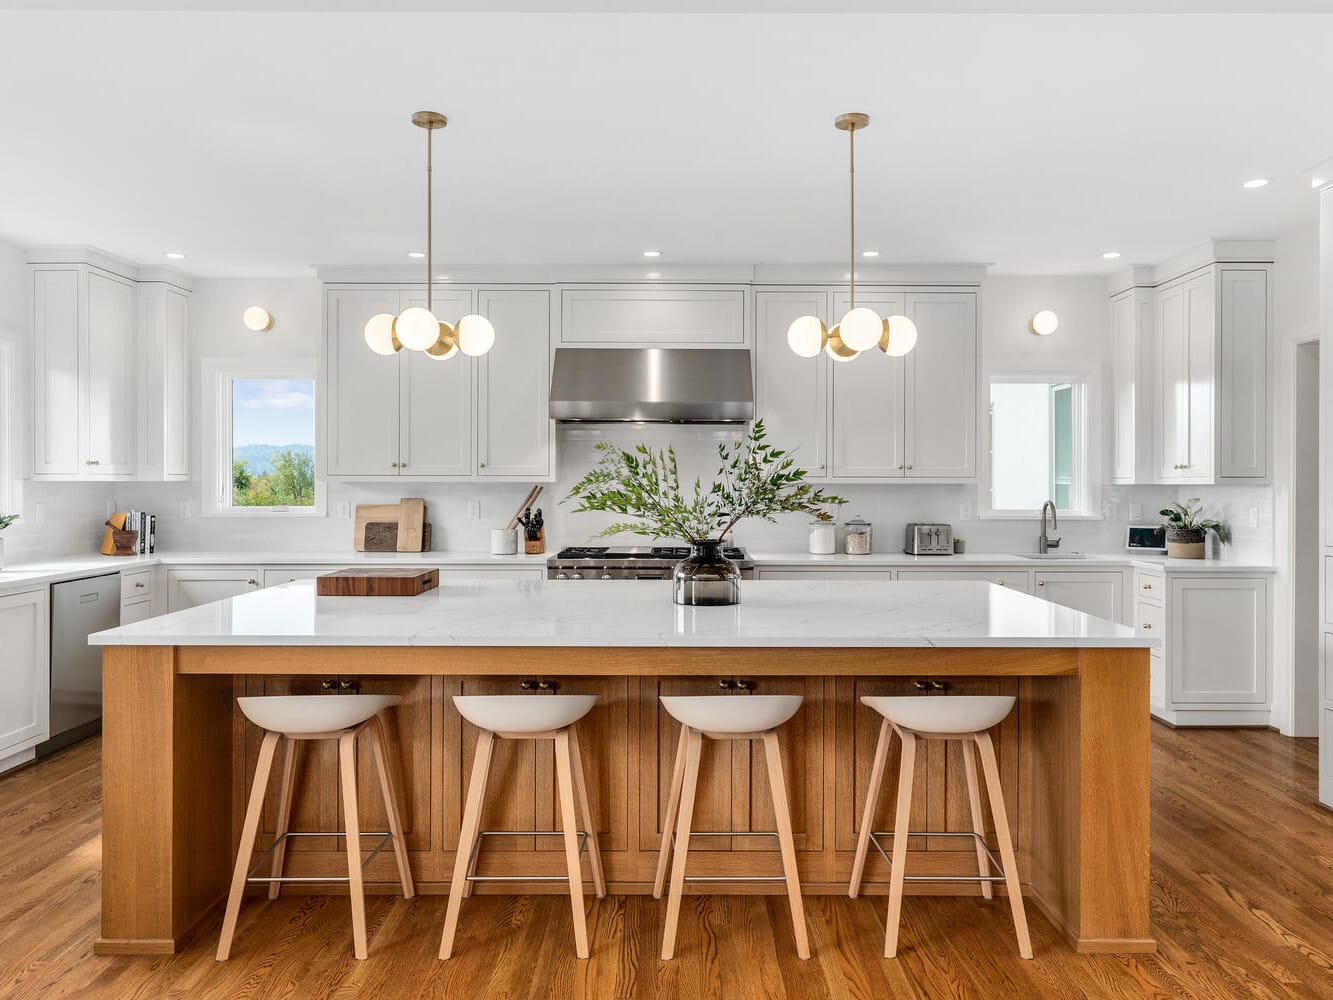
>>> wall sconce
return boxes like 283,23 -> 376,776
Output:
1029,310 -> 1059,336
242,306 -> 273,332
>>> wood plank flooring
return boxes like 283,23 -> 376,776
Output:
0,724 -> 1329,999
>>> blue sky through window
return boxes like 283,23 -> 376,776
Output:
231,379 -> 315,447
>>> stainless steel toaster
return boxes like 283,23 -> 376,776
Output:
904,523 -> 954,556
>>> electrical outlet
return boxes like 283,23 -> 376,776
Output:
179,501 -> 192,520
959,499 -> 973,521
1248,507 -> 1259,529
467,500 -> 481,520
336,501 -> 351,519
1129,502 -> 1143,522
33,503 -> 46,525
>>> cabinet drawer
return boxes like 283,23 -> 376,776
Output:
1135,600 -> 1165,648
897,569 -> 1030,593
1134,570 -> 1165,603
260,567 -> 327,588
120,599 -> 153,625
120,569 -> 153,601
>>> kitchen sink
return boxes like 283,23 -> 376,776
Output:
1013,552 -> 1089,559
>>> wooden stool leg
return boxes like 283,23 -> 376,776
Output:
568,724 -> 607,899
369,715 -> 415,899
976,732 -> 1032,959
661,727 -> 702,961
653,721 -> 688,899
217,730 -> 280,961
763,731 -> 811,960
960,737 -> 994,901
884,729 -> 917,959
267,737 -> 300,900
440,730 -> 495,960
339,730 -> 368,960
554,730 -> 590,959
849,716 -> 891,899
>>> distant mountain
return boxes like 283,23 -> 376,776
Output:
233,444 -> 314,477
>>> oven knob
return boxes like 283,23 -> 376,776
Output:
556,572 -> 569,581
601,574 -> 613,581
570,572 -> 583,581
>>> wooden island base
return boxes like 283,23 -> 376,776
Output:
97,645 -> 1152,956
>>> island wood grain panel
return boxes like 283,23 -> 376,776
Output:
8,728 -> 1327,999
99,646 -> 1153,957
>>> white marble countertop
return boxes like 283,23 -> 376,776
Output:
749,550 -> 1277,573
90,578 -> 1151,649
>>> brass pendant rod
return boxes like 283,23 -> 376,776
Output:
426,124 -> 433,313
849,124 -> 855,311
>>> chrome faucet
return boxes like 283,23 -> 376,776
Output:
1039,500 -> 1061,554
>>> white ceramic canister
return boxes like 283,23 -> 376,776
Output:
490,527 -> 519,555
808,521 -> 837,555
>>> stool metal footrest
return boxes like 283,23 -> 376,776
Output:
671,829 -> 788,884
464,830 -> 590,883
869,830 -> 1007,884
244,830 -> 393,885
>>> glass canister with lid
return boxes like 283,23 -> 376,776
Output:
844,515 -> 873,555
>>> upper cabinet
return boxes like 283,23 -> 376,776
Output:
560,286 -> 746,346
830,290 -> 908,477
30,255 -> 189,483
1111,255 -> 1270,486
324,285 -> 552,481
754,290 -> 831,477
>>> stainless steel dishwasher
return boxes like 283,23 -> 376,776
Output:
37,573 -> 120,757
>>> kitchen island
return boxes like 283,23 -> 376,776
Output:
90,578 -> 1153,956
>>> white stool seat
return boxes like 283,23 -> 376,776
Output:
860,694 -> 1015,734
237,694 -> 402,735
660,694 -> 803,734
453,694 -> 598,733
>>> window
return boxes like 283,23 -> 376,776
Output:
203,358 -> 322,516
986,374 -> 1095,516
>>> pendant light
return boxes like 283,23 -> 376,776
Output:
364,111 -> 495,359
787,113 -> 918,361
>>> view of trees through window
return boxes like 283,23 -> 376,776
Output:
230,378 -> 316,507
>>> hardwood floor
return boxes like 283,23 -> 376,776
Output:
0,725 -> 1328,999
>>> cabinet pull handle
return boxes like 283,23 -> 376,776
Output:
906,465 -> 913,470
87,459 -> 100,465
536,680 -> 555,691
929,680 -> 949,691
519,680 -> 534,690
735,679 -> 751,690
1037,581 -> 1046,587
134,581 -> 145,588
1142,623 -> 1153,630
480,462 -> 487,468
913,680 -> 931,690
321,678 -> 336,690
718,679 -> 735,689
247,579 -> 257,586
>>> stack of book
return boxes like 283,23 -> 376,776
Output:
122,510 -> 157,555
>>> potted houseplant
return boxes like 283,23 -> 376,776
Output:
1159,499 -> 1230,559
566,420 -> 846,606
0,513 -> 17,571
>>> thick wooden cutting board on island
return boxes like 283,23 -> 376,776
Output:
315,567 -> 439,596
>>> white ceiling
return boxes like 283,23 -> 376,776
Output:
0,8 -> 1331,276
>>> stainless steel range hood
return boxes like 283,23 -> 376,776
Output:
549,348 -> 754,423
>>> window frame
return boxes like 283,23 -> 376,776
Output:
201,356 -> 324,518
981,368 -> 1101,520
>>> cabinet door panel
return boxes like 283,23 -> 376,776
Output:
1219,269 -> 1267,478
167,569 -> 259,611
1170,578 -> 1268,704
119,600 -> 153,625
326,289 -> 402,476
457,677 -> 538,854
32,269 -> 81,476
1034,571 -> 1124,624
1183,273 -> 1215,480
830,291 -> 906,477
0,590 -> 49,755
476,289 -> 551,477
400,289 -> 474,477
560,287 -> 746,345
904,292 -> 977,479
1157,283 -> 1188,479
162,290 -> 190,478
733,677 -> 823,852
936,678 -> 1019,853
1111,292 -> 1136,483
85,271 -> 136,476
754,291 -> 830,476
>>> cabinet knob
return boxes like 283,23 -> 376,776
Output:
519,680 -> 534,690
480,462 -> 487,468
86,459 -> 100,466
1142,623 -> 1153,630
995,580 -> 1006,586
735,679 -> 751,690
321,678 -> 336,690
913,680 -> 931,690
247,579 -> 257,586
536,680 -> 555,691
1037,581 -> 1046,587
906,465 -> 913,470
718,679 -> 735,689
897,464 -> 905,471
134,581 -> 145,588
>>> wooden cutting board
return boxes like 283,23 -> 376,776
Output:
353,504 -> 404,551
315,567 -> 440,597
363,522 -> 433,552
397,497 -> 425,552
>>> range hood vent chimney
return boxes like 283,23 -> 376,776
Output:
549,348 -> 754,424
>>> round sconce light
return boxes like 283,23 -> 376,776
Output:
1030,310 -> 1059,337
242,306 -> 273,332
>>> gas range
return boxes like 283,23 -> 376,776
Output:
546,545 -> 756,581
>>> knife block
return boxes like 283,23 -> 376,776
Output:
524,527 -> 545,555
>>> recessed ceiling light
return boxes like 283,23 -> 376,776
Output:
408,250 -> 426,258
860,250 -> 880,258
1242,178 -> 1269,189
1102,251 -> 1121,260
642,249 -> 661,258
164,251 -> 185,260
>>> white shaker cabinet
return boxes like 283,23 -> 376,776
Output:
167,568 -> 260,612
896,568 -> 1031,593
136,281 -> 191,481
1033,571 -> 1126,624
903,292 -> 977,479
1110,287 -> 1154,485
831,291 -> 907,477
754,290 -> 831,477
325,288 -> 404,476
0,588 -> 50,761
1217,268 -> 1269,479
401,289 -> 474,478
476,288 -> 552,478
1155,274 -> 1216,481
32,265 -> 137,480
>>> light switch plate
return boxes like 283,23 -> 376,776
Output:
336,501 -> 351,519
467,500 -> 481,520
959,499 -> 973,521
1129,501 -> 1143,521
1248,507 -> 1259,528
179,501 -> 192,520
34,503 -> 46,525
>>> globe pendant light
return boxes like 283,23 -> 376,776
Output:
365,111 -> 495,359
787,113 -> 920,361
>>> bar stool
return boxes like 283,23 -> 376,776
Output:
217,694 -> 415,962
439,694 -> 605,960
848,694 -> 1032,959
654,694 -> 810,962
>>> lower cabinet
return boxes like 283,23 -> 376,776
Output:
1033,571 -> 1126,624
168,568 -> 260,611
896,568 -> 1031,593
0,588 -> 50,761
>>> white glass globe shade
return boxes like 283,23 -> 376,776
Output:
1030,310 -> 1059,336
786,315 -> 827,358
242,306 -> 272,332
839,306 -> 883,352
363,313 -> 400,355
825,325 -> 857,363
457,314 -> 496,356
395,306 -> 442,351
879,314 -> 919,357
425,323 -> 459,361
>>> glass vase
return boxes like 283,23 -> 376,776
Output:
672,540 -> 741,607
